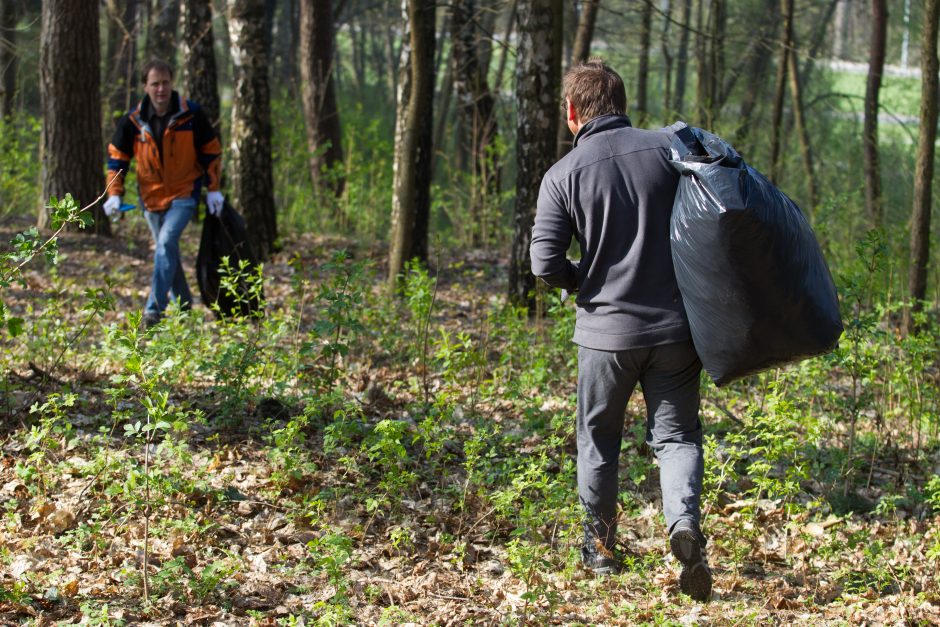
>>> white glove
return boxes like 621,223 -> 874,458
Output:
207,191 -> 224,217
103,195 -> 122,217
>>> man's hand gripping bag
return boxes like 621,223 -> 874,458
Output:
668,123 -> 843,386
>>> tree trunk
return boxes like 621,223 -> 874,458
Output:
708,0 -> 726,123
39,0 -> 108,234
105,0 -> 139,124
905,0 -> 940,333
1,0 -> 17,118
452,0 -> 500,245
660,0 -> 673,123
509,0 -> 561,308
737,0 -> 777,153
571,0 -> 599,64
149,0 -> 179,63
494,0 -> 518,94
634,0 -> 653,127
300,0 -> 345,198
769,0 -> 792,185
228,0 -> 277,261
557,0 -> 599,158
787,30 -> 818,216
180,0 -> 220,132
388,0 -> 436,289
384,17 -> 400,102
672,0 -> 691,116
864,0 -> 887,227
693,0 -> 708,126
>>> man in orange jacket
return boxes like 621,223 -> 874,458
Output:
104,59 -> 223,328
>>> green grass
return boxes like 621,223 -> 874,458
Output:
828,70 -> 923,120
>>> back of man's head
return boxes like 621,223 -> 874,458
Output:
563,59 -> 627,122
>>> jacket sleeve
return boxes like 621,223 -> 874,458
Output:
106,114 -> 136,197
530,172 -> 579,292
192,106 -> 222,192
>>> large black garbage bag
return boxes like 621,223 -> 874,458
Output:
195,200 -> 264,319
668,123 -> 843,386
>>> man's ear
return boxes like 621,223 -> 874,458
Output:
567,99 -> 578,124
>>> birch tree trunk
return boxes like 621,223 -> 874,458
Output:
509,0 -> 561,308
228,0 -> 277,260
905,0 -> 940,333
300,0 -> 345,198
39,0 -> 107,234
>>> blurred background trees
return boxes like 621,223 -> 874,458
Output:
1,0 -> 938,314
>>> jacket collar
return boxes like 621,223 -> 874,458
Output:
572,114 -> 633,148
136,91 -> 186,122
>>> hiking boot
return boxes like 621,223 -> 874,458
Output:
142,312 -> 161,329
581,538 -> 622,575
669,521 -> 712,601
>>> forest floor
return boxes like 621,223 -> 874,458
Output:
0,215 -> 939,626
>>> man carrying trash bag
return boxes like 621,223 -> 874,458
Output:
530,59 -> 712,601
103,59 -> 224,329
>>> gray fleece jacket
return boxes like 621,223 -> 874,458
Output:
530,114 -> 690,351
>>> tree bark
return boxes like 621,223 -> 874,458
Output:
494,0 -> 518,94
769,0 -> 792,185
39,0 -> 108,234
105,0 -> 139,124
452,0 -> 500,245
149,0 -> 179,63
509,0 -> 561,308
660,0 -> 673,123
571,0 -> 599,64
905,0 -> 940,333
269,0 -> 296,91
180,0 -> 220,132
634,0 -> 653,127
672,0 -> 691,116
708,0 -> 726,124
863,0 -> 887,227
787,29 -> 818,216
388,0 -> 436,289
737,0 -> 777,153
300,0 -> 345,198
693,0 -> 708,126
1,0 -> 17,118
228,0 -> 277,261
557,0 -> 599,158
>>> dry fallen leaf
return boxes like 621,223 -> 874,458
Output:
45,507 -> 76,534
62,579 -> 79,597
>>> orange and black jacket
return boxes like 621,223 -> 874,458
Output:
107,92 -> 222,212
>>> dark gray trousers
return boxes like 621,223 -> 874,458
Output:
577,341 -> 703,548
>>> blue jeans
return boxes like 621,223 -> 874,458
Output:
577,341 -> 703,548
144,197 -> 195,316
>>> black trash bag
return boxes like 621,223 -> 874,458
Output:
668,122 -> 843,386
195,200 -> 264,319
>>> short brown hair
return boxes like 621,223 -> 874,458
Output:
563,59 -> 627,122
140,59 -> 174,83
